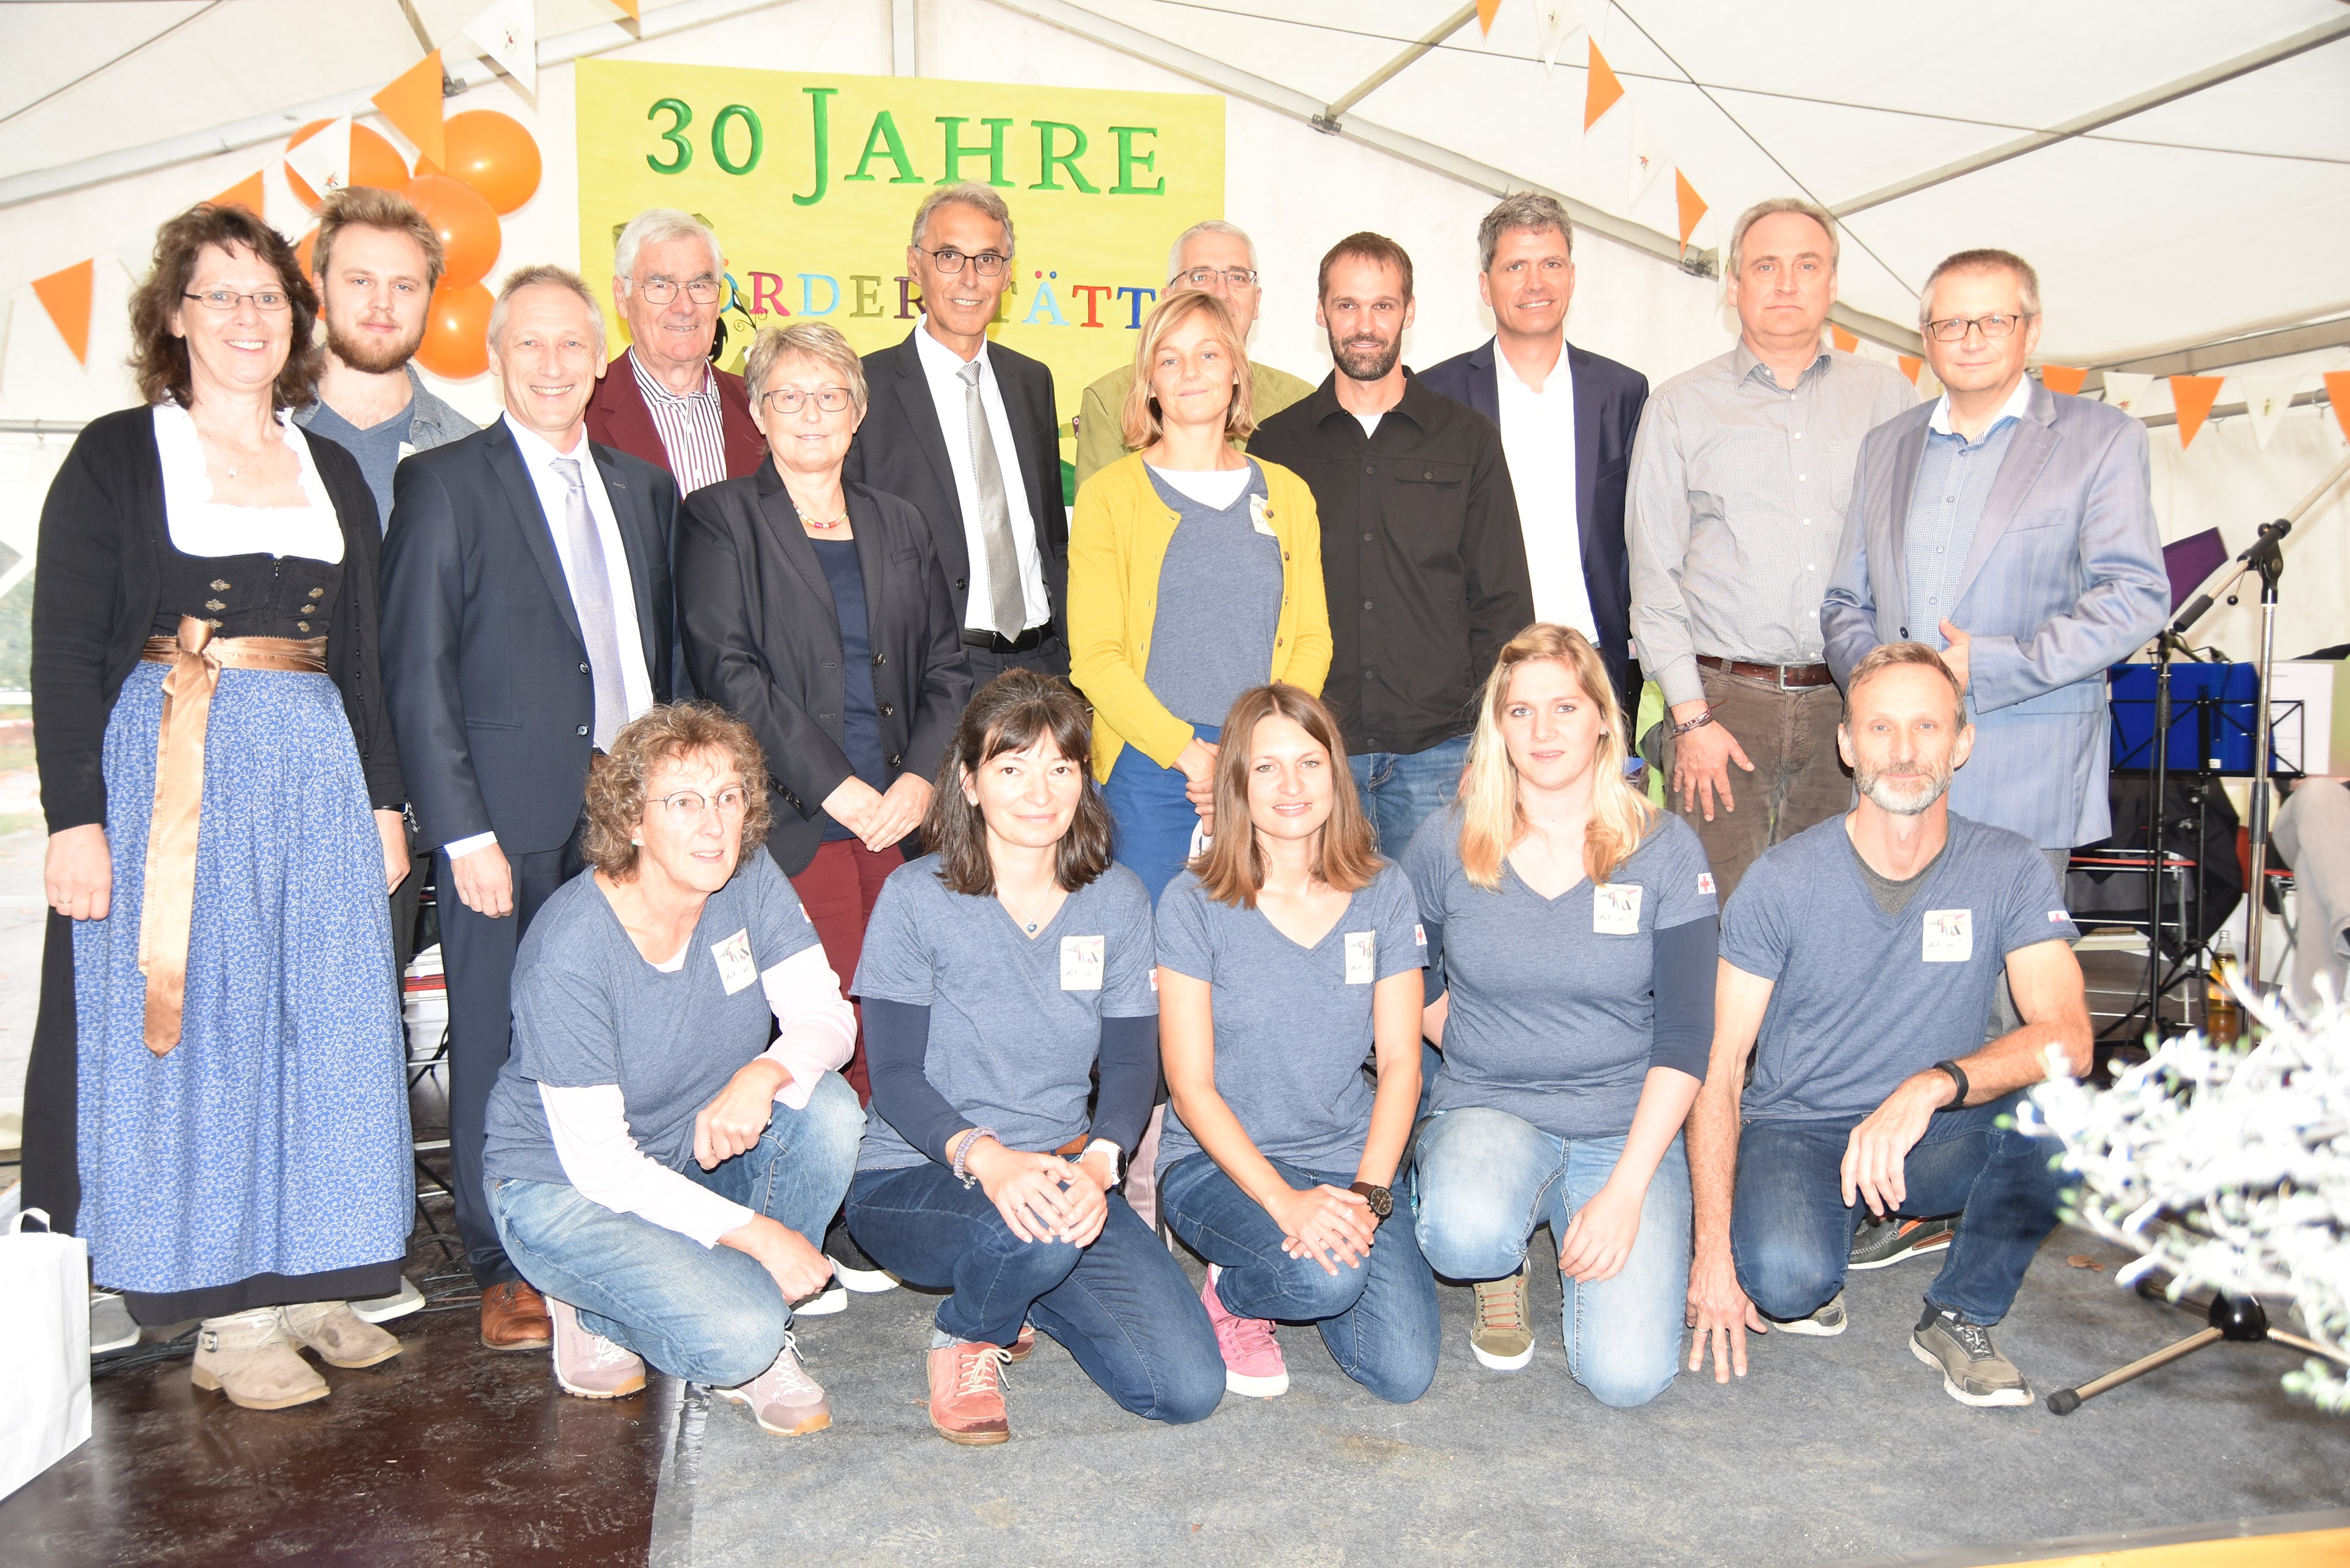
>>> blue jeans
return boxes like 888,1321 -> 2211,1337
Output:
1103,721 -> 1219,907
1158,1154 -> 1439,1404
1730,1092 -> 2064,1327
1411,1106 -> 1690,1408
845,1162 -> 1223,1425
1349,734 -> 1471,854
488,1070 -> 864,1386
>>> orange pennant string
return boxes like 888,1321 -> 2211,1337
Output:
1585,41 -> 1625,130
373,50 -> 448,170
1674,170 -> 1707,247
210,172 -> 266,215
2169,375 -> 2224,449
2323,372 -> 2350,446
2037,365 -> 2088,396
1476,0 -> 1503,34
32,258 -> 94,367
1830,325 -> 1858,353
1897,355 -> 1922,384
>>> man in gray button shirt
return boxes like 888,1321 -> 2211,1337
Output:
1629,198 -> 1917,897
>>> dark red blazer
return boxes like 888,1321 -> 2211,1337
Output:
583,350 -> 767,489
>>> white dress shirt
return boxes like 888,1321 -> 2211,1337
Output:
1494,344 -> 1595,641
1927,370 -> 2034,437
443,415 -> 657,861
912,321 -> 1050,632
153,403 -> 345,564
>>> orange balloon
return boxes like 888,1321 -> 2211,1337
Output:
295,227 -> 319,279
441,110 -> 542,215
415,280 -> 494,380
404,173 -> 501,289
284,120 -> 410,207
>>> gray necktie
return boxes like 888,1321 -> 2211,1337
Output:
550,456 -> 629,749
956,359 -> 1027,639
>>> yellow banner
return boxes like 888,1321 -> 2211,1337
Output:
575,60 -> 1225,457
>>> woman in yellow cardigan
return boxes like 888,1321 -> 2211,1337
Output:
1068,291 -> 1332,908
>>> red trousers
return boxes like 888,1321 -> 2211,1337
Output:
788,837 -> 904,1104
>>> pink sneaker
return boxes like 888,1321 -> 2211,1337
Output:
1202,1264 -> 1287,1398
548,1297 -> 647,1399
713,1333 -> 831,1436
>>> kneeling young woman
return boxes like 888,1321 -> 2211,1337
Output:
1157,683 -> 1438,1403
482,705 -> 866,1435
1405,625 -> 1717,1408
845,671 -> 1223,1444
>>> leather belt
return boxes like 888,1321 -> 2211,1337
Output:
1695,654 -> 1834,690
135,616 -> 329,1054
963,625 -> 1050,654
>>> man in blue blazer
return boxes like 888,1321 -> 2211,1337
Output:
382,266 -> 685,1351
1419,193 -> 1649,711
1822,248 -> 2167,858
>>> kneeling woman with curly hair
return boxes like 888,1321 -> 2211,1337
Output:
481,702 -> 866,1437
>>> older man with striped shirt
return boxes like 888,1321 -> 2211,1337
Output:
585,208 -> 765,495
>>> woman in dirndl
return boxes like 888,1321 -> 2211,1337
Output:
27,201 -> 414,1410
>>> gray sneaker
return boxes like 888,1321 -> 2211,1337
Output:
1911,1304 -> 2031,1407
1775,1291 -> 1847,1337
1469,1269 -> 1535,1370
1850,1215 -> 1956,1271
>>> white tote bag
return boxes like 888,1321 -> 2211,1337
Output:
0,1209 -> 92,1499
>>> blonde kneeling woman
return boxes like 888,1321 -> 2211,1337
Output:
1403,624 -> 1720,1407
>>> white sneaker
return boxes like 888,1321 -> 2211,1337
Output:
1776,1292 -> 1849,1337
793,1281 -> 849,1317
90,1291 -> 141,1355
349,1276 -> 426,1324
830,1254 -> 899,1294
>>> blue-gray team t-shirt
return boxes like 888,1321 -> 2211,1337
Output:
1721,812 -> 2079,1123
1403,806 -> 1718,1142
851,855 -> 1158,1173
1153,862 -> 1426,1176
482,853 -> 826,1186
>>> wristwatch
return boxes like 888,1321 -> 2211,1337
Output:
1083,1138 -> 1126,1184
1350,1181 -> 1394,1221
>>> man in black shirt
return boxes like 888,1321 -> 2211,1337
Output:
1248,233 -> 1535,850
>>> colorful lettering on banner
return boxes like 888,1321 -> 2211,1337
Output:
575,61 -> 1225,442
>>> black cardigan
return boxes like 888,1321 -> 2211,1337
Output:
32,404 -> 406,834
675,460 -> 973,877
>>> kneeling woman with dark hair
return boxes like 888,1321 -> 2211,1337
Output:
1157,683 -> 1438,1404
846,671 -> 1224,1445
482,703 -> 866,1437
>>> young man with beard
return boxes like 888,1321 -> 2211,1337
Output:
1247,232 -> 1533,853
295,186 -> 476,528
1682,643 -> 2091,1409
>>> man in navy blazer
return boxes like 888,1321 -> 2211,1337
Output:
1419,193 -> 1649,711
1822,248 -> 2167,858
382,266 -> 684,1349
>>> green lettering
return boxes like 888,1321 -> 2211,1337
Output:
793,87 -> 837,207
647,98 -> 693,175
1029,121 -> 1098,193
845,110 -> 924,184
937,116 -> 1017,188
1110,126 -> 1164,195
712,104 -> 762,176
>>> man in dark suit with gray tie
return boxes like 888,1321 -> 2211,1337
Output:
843,183 -> 1068,684
382,264 -> 684,1353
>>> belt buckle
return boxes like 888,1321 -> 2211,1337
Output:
1775,663 -> 1792,693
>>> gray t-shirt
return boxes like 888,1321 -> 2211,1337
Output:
1142,461 -> 1282,727
481,853 -> 824,1186
852,855 -> 1158,1173
1403,807 -> 1719,1142
1154,862 -> 1425,1176
1858,838 -> 1948,918
300,398 -> 414,532
1721,813 -> 2079,1123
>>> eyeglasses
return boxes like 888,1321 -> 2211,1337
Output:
633,276 -> 723,305
917,246 -> 1010,277
182,288 -> 290,313
652,786 -> 750,822
1924,312 -> 2033,343
762,387 -> 854,414
1172,266 -> 1259,290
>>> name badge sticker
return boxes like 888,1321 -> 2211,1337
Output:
1593,883 -> 1643,935
1344,931 -> 1376,985
1923,909 -> 1974,963
711,928 -> 758,995
1248,492 -> 1277,538
1061,933 -> 1105,991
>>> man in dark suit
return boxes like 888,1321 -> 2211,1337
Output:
583,209 -> 765,493
1419,193 -> 1649,713
843,182 -> 1067,684
383,264 -> 684,1352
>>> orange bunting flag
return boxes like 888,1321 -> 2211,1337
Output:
2169,375 -> 2224,449
1830,325 -> 1858,353
1476,0 -> 1503,33
1585,41 -> 1625,131
1674,169 -> 1707,247
611,0 -> 641,17
2037,364 -> 2088,396
211,171 -> 266,215
2324,372 -> 2350,446
373,50 -> 448,171
1897,354 -> 1923,385
32,258 -> 96,367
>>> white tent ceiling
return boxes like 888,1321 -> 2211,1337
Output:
5,0 -> 2347,373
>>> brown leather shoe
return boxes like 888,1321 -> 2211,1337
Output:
480,1281 -> 553,1351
